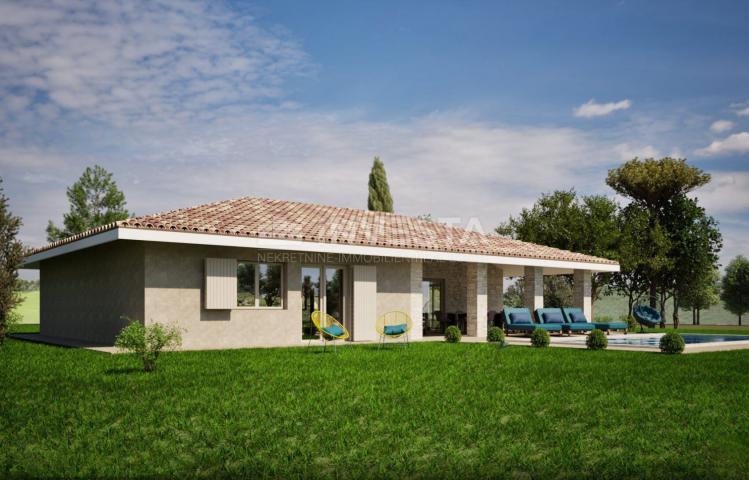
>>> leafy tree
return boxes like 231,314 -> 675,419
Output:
367,157 -> 394,213
680,268 -> 720,325
606,157 -> 711,308
503,281 -> 523,308
660,196 -> 721,328
609,205 -> 666,317
47,165 -> 131,242
496,190 -> 620,316
502,276 -> 572,309
0,178 -> 25,344
721,256 -> 749,326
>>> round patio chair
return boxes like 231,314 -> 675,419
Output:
310,311 -> 349,352
633,305 -> 662,332
375,311 -> 412,348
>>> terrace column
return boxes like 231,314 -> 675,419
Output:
409,260 -> 424,340
466,263 -> 488,337
573,269 -> 593,321
523,266 -> 544,313
487,265 -> 504,322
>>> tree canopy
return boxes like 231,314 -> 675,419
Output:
47,165 -> 131,242
367,157 -> 394,213
0,178 -> 24,344
606,157 -> 711,212
721,256 -> 749,326
496,190 -> 620,314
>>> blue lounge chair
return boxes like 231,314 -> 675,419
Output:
633,305 -> 661,331
534,308 -> 574,335
539,307 -> 593,334
562,307 -> 628,334
503,307 -> 562,334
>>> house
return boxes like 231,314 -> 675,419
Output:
22,197 -> 619,349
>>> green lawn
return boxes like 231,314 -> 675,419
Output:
12,290 -> 39,324
2,334 -> 748,478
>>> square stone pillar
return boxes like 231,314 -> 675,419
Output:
524,266 -> 544,313
409,260 -> 424,340
573,269 -> 592,321
487,265 -> 504,323
466,263 -> 488,337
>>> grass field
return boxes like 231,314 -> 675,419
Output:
2,330 -> 748,478
11,290 -> 39,324
594,293 -> 740,326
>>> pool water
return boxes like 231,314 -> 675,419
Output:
607,334 -> 749,346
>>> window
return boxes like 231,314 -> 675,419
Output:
237,262 -> 283,307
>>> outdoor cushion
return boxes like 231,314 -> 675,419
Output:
509,312 -> 533,324
322,325 -> 344,337
541,312 -> 565,324
383,323 -> 407,335
569,312 -> 588,323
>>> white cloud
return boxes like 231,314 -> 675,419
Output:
735,105 -> 749,117
0,0 -> 311,128
710,119 -> 734,133
696,132 -> 749,156
573,99 -> 632,118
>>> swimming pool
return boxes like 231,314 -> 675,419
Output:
607,334 -> 749,346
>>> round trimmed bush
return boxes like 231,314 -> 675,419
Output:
659,332 -> 685,354
586,328 -> 608,350
444,325 -> 461,343
487,326 -> 505,344
530,328 -> 550,348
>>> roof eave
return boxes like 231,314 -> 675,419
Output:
23,227 -> 620,273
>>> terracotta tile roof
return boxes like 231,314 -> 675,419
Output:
30,196 -> 618,265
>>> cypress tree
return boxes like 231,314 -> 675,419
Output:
367,157 -> 394,213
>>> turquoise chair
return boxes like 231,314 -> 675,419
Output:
562,307 -> 628,334
633,305 -> 661,332
503,307 -> 562,334
538,307 -> 592,335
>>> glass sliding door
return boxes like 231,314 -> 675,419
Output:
301,267 -> 321,339
325,267 -> 344,322
301,266 -> 346,339
422,279 -> 444,336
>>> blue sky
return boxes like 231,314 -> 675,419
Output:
2,0 -> 748,277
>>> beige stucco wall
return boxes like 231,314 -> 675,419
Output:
143,243 -> 302,349
39,239 -> 509,347
40,240 -> 145,345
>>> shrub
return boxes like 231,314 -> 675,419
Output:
0,310 -> 20,345
114,317 -> 183,372
530,328 -> 550,348
487,326 -> 505,344
622,314 -> 637,331
444,325 -> 461,343
659,332 -> 685,354
586,329 -> 608,350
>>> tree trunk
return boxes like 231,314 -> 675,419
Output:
672,295 -> 679,330
658,292 -> 667,329
740,314 -> 743,327
697,309 -> 701,325
649,281 -> 657,309
691,308 -> 696,325
627,293 -> 634,318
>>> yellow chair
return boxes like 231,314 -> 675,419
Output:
376,311 -> 412,348
310,311 -> 349,352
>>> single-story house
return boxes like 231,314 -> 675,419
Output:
22,196 -> 619,349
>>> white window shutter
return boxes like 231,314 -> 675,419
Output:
205,258 -> 237,309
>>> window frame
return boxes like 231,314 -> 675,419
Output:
236,261 -> 284,309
